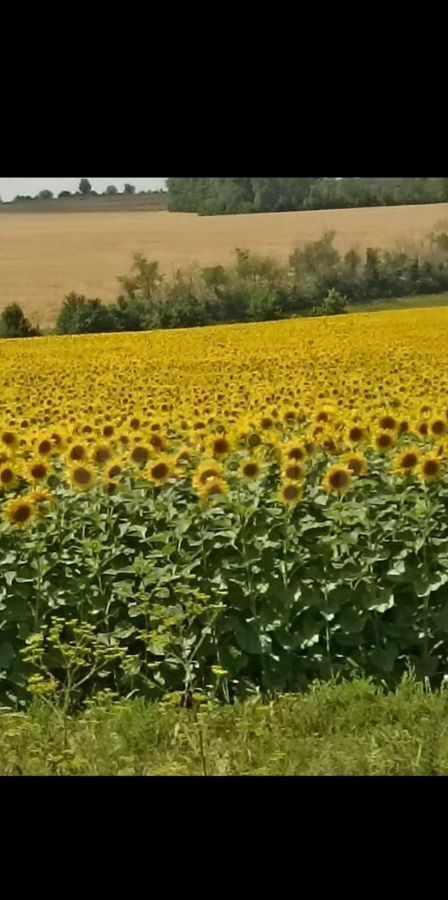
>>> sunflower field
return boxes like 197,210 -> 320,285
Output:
2,307 -> 448,708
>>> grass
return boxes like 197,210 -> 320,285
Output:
348,292 -> 448,313
1,202 -> 448,329
2,680 -> 448,775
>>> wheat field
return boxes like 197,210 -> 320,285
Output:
1,203 -> 447,328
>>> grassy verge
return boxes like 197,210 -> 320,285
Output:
348,292 -> 448,313
1,680 -> 448,775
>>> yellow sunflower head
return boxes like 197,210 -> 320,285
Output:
206,433 -> 233,459
198,477 -> 228,504
0,463 -> 18,492
5,496 -> 36,529
193,459 -> 224,491
278,481 -> 302,507
282,460 -> 305,482
323,465 -> 353,496
91,443 -> 113,467
129,444 -> 151,469
343,452 -> 368,477
105,459 -> 124,481
240,456 -> 264,481
393,448 -> 420,476
27,459 -> 50,483
70,464 -> 97,492
417,455 -> 443,484
374,430 -> 396,454
146,456 -> 172,484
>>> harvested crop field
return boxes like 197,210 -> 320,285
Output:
0,203 -> 447,328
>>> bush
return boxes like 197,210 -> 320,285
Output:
0,304 -> 40,338
52,227 -> 448,337
56,293 -> 118,335
310,288 -> 348,317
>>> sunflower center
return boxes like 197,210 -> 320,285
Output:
1,469 -> 13,484
243,463 -> 259,478
74,467 -> 91,485
285,464 -> 303,480
329,469 -> 350,489
14,504 -> 32,523
424,460 -> 439,476
152,462 -> 169,480
131,446 -> 149,466
283,484 -> 299,501
31,464 -> 47,479
402,453 -> 418,468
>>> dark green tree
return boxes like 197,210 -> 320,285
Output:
79,178 -> 92,195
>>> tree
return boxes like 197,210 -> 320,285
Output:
79,178 -> 92,196
105,185 -> 118,195
38,190 -> 53,200
58,190 -> 72,198
124,183 -> 136,195
0,303 -> 40,338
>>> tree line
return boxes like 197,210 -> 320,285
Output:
166,178 -> 448,216
2,222 -> 448,338
4,179 -> 165,204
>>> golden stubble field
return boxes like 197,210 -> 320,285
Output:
1,202 -> 447,328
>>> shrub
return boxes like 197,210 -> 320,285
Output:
56,293 -> 118,335
309,288 -> 348,317
0,304 -> 40,338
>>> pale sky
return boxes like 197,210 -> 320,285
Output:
0,177 -> 166,201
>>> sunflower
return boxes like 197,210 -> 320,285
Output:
198,477 -> 228,504
282,460 -> 305,481
393,447 -> 420,476
323,465 -> 352,496
175,446 -> 193,468
5,495 -> 36,528
1,431 -> 18,451
379,414 -> 397,431
100,456 -> 121,479
31,490 -> 55,515
206,433 -> 233,459
417,455 -> 443,484
342,452 -> 368,477
429,418 -> 446,438
193,459 -> 224,491
130,444 -> 151,468
92,443 -> 112,466
282,440 -> 307,462
27,459 -> 50,483
278,481 -> 302,506
240,456 -> 264,480
146,456 -> 172,484
148,432 -> 166,452
67,443 -> 88,463
0,464 -> 18,491
104,480 -> 119,496
36,435 -> 56,457
346,424 -> 367,446
373,430 -> 396,453
70,464 -> 97,492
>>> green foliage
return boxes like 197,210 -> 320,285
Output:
55,292 -> 118,335
1,679 -> 448,774
79,178 -> 92,195
309,288 -> 348,317
105,185 -> 118,196
166,178 -> 448,216
0,304 -> 40,339
3,458 -> 448,709
52,228 -> 448,334
38,189 -> 53,200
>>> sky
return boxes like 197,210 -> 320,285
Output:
0,177 -> 166,201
